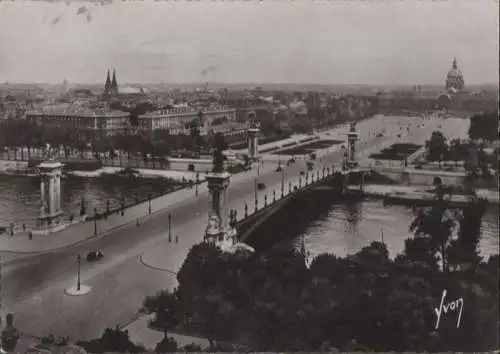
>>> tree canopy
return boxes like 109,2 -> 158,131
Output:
468,111 -> 498,142
144,204 -> 498,352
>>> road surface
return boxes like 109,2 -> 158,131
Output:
0,114 -> 444,340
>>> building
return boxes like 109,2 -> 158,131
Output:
445,58 -> 465,93
103,69 -> 119,97
137,106 -> 244,138
26,104 -> 130,141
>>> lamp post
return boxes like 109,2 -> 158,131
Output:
195,184 -> 198,196
254,177 -> 258,212
168,213 -> 172,243
264,194 -> 267,207
380,228 -> 384,244
273,190 -> 276,203
244,203 -> 248,217
148,194 -> 152,215
281,169 -> 285,198
288,181 -> 292,194
76,254 -> 81,291
93,208 -> 98,236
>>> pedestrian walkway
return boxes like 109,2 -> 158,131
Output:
350,184 -> 500,204
124,315 -> 210,351
0,183 -> 209,253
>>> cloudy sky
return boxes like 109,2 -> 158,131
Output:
0,0 -> 498,85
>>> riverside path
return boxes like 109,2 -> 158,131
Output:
0,114 -> 445,341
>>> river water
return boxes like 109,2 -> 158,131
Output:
291,115 -> 499,260
296,199 -> 499,261
0,175 -> 176,229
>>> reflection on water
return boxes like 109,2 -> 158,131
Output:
296,200 -> 499,261
0,175 -> 170,226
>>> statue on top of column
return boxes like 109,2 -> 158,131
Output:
248,111 -> 258,129
349,121 -> 357,132
212,133 -> 227,173
43,143 -> 57,161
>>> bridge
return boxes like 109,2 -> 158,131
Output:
1,113 -> 445,342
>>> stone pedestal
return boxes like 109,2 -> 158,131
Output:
205,172 -> 233,243
247,128 -> 260,161
36,161 -> 64,232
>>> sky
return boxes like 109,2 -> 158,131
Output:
0,0 -> 498,85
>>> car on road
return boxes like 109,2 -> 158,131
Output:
300,171 -> 305,175
86,250 -> 104,262
257,182 -> 266,190
276,166 -> 283,172
289,158 -> 296,164
376,133 -> 383,138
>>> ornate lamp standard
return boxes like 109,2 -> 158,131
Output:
281,169 -> 285,198
168,213 -> 172,243
76,254 -> 81,291
93,208 -> 98,236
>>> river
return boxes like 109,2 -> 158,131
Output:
294,199 -> 499,261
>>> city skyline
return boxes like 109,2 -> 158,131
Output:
0,0 -> 498,85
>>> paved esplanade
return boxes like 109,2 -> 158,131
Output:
0,115 -> 444,340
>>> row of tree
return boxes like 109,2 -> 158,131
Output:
0,118 -> 232,164
426,130 -> 498,172
140,201 -> 498,352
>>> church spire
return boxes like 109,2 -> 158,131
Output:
452,57 -> 457,69
104,69 -> 111,94
111,69 -> 118,88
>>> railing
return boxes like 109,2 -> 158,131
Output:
234,165 -> 340,237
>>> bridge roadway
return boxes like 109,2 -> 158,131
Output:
0,114 -> 442,341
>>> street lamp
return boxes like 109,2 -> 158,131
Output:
148,194 -> 152,215
273,190 -> 276,203
168,213 -> 172,243
281,170 -> 285,197
93,208 -> 98,236
288,181 -> 292,194
254,178 -> 258,212
195,184 -> 199,196
76,254 -> 81,291
244,203 -> 248,217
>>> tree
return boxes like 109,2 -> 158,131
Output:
143,290 -> 180,336
468,111 -> 498,142
409,207 -> 456,272
426,130 -> 447,164
154,335 -> 178,353
76,326 -> 145,353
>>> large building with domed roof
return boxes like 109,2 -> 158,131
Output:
445,57 -> 465,93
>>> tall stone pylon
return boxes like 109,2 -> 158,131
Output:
346,121 -> 359,169
247,111 -> 260,161
37,160 -> 64,230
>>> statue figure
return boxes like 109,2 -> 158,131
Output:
205,214 -> 220,239
40,202 -> 46,216
1,313 -> 20,353
349,121 -> 357,132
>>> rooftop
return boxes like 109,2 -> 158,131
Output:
27,104 -> 130,118
139,105 -> 234,118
